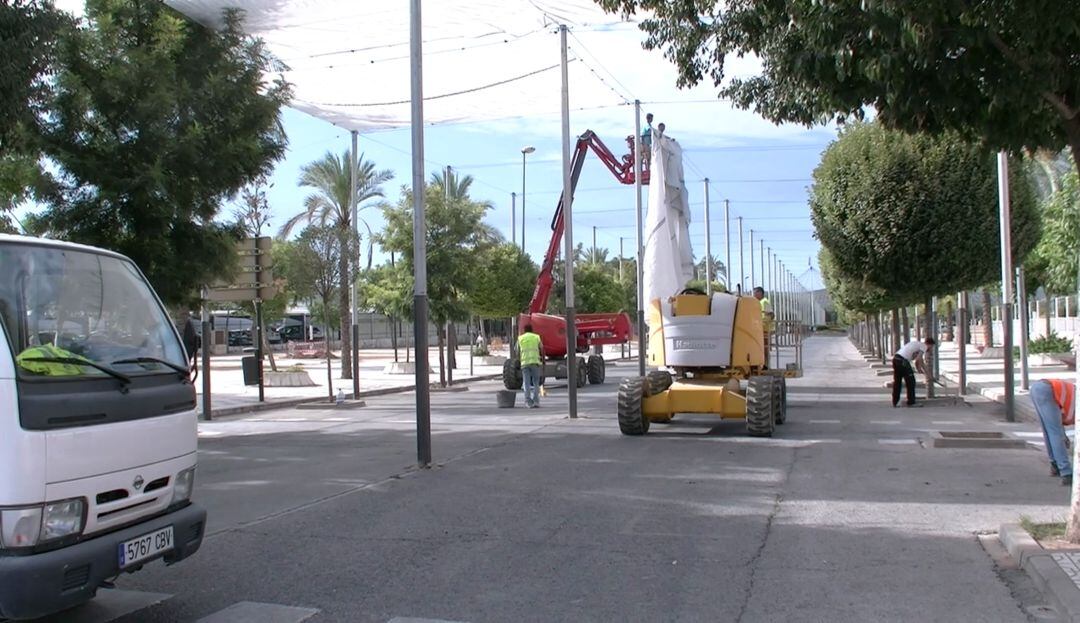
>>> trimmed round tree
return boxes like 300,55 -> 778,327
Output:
810,123 -> 1040,305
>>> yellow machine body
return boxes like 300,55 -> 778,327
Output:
642,292 -> 768,422
646,293 -> 766,372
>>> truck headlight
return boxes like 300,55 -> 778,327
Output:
0,507 -> 43,548
171,467 -> 195,505
42,498 -> 85,541
0,498 -> 84,548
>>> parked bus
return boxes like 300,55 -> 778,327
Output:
0,234 -> 205,620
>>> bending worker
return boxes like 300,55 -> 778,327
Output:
1031,378 -> 1075,486
892,337 -> 935,407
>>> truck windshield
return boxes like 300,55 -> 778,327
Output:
0,242 -> 186,379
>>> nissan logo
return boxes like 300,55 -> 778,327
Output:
133,475 -> 144,490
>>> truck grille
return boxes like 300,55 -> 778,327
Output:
62,564 -> 90,592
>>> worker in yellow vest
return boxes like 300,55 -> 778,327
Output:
753,287 -> 774,357
516,323 -> 544,408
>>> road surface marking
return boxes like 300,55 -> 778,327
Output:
870,420 -> 901,425
878,439 -> 919,445
808,419 -> 841,424
931,420 -> 963,425
195,601 -> 319,623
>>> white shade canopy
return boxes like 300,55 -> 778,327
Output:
165,0 -> 632,131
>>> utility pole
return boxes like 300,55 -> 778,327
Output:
737,216 -> 745,295
704,179 -> 712,295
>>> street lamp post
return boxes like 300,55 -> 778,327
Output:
521,146 -> 535,251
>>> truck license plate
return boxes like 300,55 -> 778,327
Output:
118,526 -> 173,569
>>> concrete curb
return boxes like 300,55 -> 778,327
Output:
1025,554 -> 1080,622
203,373 -> 502,420
999,523 -> 1045,567
1000,523 -> 1080,621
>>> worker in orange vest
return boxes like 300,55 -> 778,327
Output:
1030,379 -> 1075,486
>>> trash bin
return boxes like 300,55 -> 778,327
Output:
241,356 -> 259,386
496,390 -> 517,408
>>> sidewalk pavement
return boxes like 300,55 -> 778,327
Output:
196,345 -> 639,418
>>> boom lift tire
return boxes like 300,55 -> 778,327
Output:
773,377 -> 787,425
503,359 -> 523,390
644,370 -> 673,397
617,377 -> 650,435
576,357 -> 588,388
586,354 -> 606,384
745,376 -> 776,437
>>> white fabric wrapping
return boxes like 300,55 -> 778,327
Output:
642,130 -> 694,305
165,0 -> 628,130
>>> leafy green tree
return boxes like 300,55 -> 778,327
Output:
597,1 -> 1080,177
280,149 -> 393,379
359,262 -> 413,362
278,226 -> 340,395
469,242 -> 538,319
29,1 -> 290,306
0,1 -> 69,231
575,263 -> 625,314
0,0 -> 68,144
1026,165 -> 1080,295
377,183 -> 490,386
811,123 -> 1040,306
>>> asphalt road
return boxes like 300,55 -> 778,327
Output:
39,335 -> 1071,623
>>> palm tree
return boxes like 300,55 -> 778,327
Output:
429,170 -> 476,200
279,150 -> 393,380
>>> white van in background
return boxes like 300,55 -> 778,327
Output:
0,235 -> 205,620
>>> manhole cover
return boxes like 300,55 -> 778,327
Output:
929,431 -> 1027,449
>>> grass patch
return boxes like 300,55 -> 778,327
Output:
1020,515 -> 1067,541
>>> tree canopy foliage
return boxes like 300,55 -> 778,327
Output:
468,242 -> 538,319
28,1 -> 291,305
1026,164 -> 1080,295
596,1 -> 1080,174
377,183 -> 493,325
810,123 -> 1040,313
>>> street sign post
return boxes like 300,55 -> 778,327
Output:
201,237 -> 277,416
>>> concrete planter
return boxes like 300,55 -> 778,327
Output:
383,362 -> 433,374
478,355 -> 507,366
264,370 -> 317,387
1029,352 -> 1072,366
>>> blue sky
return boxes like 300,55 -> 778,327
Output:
257,103 -> 833,293
46,1 -> 835,293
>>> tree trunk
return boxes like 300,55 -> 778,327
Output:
981,289 -> 994,347
391,316 -> 399,362
924,297 -> 935,399
890,309 -> 901,356
261,327 -> 277,372
437,324 -> 446,388
324,302 -> 334,401
338,242 -> 352,380
944,300 -> 955,342
914,306 -> 922,341
901,307 -> 910,343
447,322 -> 455,386
1045,294 -> 1053,338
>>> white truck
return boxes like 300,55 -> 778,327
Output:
0,234 -> 205,620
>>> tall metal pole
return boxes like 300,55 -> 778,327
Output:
634,100 -> 645,375
521,152 -> 526,251
958,291 -> 967,395
1018,266 -> 1030,390
704,179 -> 712,296
350,130 -> 360,398
759,240 -> 765,294
619,237 -> 624,283
511,192 -> 517,250
200,294 -> 211,421
809,258 -> 816,326
998,151 -> 1015,422
445,165 -> 453,386
749,230 -> 755,289
724,199 -> 731,292
560,24 -> 578,418
410,0 -> 432,465
592,225 -> 597,263
737,216 -> 745,294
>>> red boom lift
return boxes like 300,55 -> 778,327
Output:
503,130 -> 649,390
